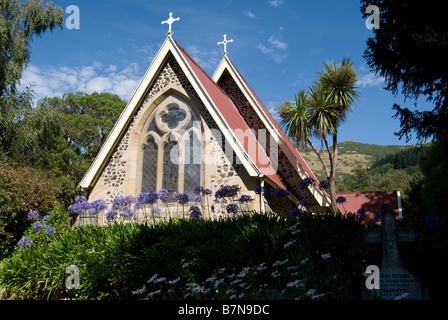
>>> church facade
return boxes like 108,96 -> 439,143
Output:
78,32 -> 330,224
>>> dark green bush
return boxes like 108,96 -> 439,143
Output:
0,212 -> 377,300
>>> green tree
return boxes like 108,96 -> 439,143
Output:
278,58 -> 360,214
360,0 -> 448,142
0,0 -> 64,155
19,92 -> 126,204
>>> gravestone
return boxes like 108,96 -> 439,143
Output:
363,209 -> 429,300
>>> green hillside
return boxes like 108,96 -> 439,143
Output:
299,140 -> 431,193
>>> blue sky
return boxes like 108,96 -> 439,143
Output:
19,0 -> 421,146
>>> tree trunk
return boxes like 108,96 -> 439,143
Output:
328,133 -> 339,214
328,175 -> 338,214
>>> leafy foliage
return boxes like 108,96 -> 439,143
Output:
0,0 -> 64,154
360,0 -> 448,142
0,163 -> 61,259
278,58 -> 360,213
0,213 -> 376,300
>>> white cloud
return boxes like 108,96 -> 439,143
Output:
357,72 -> 385,88
245,10 -> 257,19
268,36 -> 288,50
269,0 -> 283,7
18,62 -> 142,103
256,44 -> 274,55
257,36 -> 289,63
186,45 -> 220,71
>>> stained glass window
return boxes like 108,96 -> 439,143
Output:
141,136 -> 158,193
184,131 -> 201,195
162,140 -> 179,194
141,95 -> 201,195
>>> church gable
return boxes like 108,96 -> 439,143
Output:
213,58 -> 329,208
86,53 -> 251,205
79,31 -> 330,222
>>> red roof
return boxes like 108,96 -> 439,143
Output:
336,190 -> 402,224
176,42 -> 287,189
227,57 -> 322,191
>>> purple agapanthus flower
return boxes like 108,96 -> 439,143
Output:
177,193 -> 191,205
45,226 -> 56,235
89,199 -> 108,216
112,195 -> 136,219
239,195 -> 253,203
42,215 -> 50,221
18,237 -> 33,248
215,185 -> 241,199
226,203 -> 239,214
75,196 -> 87,203
106,209 -> 118,222
158,189 -> 170,202
189,205 -> 202,220
194,186 -> 203,195
33,221 -> 46,232
68,197 -> 91,217
291,207 -> 304,219
374,212 -> 381,222
202,188 -> 212,196
274,187 -> 290,198
27,211 -> 39,221
356,208 -> 366,217
336,196 -> 347,204
299,177 -> 314,189
300,198 -> 312,207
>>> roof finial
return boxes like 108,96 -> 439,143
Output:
218,34 -> 233,56
161,12 -> 180,36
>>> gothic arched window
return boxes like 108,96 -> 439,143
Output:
140,95 -> 201,195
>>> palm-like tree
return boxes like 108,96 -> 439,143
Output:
279,58 -> 359,214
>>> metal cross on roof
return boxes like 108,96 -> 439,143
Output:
217,34 -> 233,55
161,12 -> 180,36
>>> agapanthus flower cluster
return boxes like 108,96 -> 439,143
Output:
273,187 -> 290,198
135,192 -> 159,210
226,203 -> 239,214
173,192 -> 192,205
300,198 -> 312,207
158,189 -> 170,202
299,177 -> 314,189
33,221 -> 46,232
68,196 -> 91,217
335,196 -> 347,204
291,207 -> 304,219
111,195 -> 136,220
238,195 -> 253,204
27,211 -> 39,221
215,185 -> 241,199
189,205 -> 202,220
318,180 -> 329,190
18,237 -> 33,248
45,226 -> 56,235
356,208 -> 366,218
89,199 -> 108,216
254,185 -> 273,196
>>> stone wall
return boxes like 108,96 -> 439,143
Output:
89,55 -> 254,206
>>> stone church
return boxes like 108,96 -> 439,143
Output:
78,20 -> 330,224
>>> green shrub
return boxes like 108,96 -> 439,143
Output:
0,212 -> 377,300
0,163 -> 62,259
